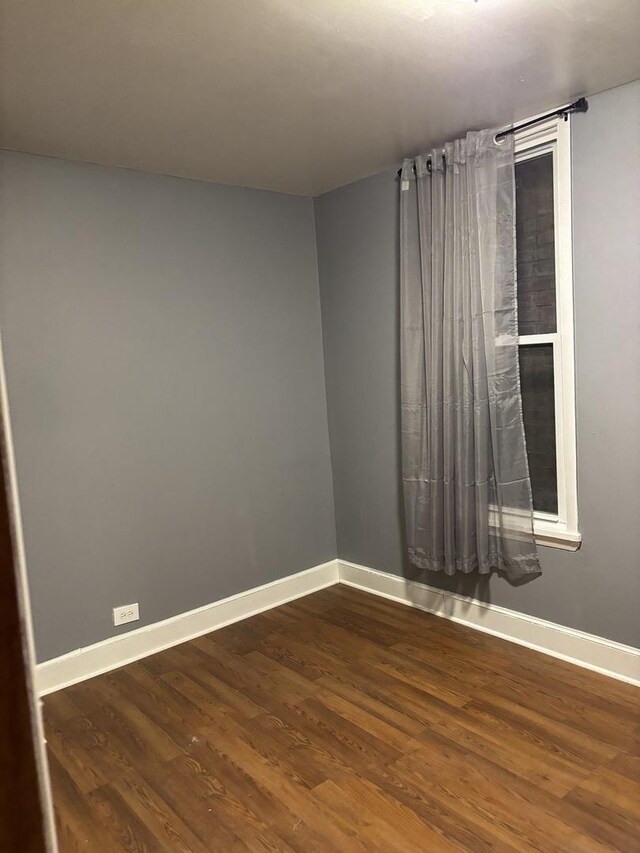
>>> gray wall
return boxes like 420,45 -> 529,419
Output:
315,79 -> 640,648
0,151 -> 336,661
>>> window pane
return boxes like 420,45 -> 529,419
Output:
519,343 -> 558,513
515,154 -> 556,335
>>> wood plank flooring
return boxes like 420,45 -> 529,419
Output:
43,585 -> 640,851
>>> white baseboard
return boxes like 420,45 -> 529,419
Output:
36,560 -> 339,695
338,560 -> 640,687
37,556 -> 640,695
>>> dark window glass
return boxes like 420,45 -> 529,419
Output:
519,343 -> 558,513
515,155 -> 556,335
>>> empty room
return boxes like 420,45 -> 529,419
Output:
1,1 -> 639,850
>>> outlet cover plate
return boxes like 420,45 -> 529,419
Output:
113,603 -> 140,626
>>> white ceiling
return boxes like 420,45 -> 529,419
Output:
1,0 -> 639,196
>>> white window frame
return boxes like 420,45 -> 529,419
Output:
498,114 -> 580,550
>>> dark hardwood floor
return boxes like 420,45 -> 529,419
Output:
43,585 -> 640,851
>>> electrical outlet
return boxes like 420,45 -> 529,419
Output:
112,603 -> 139,626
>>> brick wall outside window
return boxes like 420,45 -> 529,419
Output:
515,154 -> 558,514
519,344 -> 558,513
516,154 -> 556,335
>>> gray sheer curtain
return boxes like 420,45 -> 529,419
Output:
400,130 -> 541,581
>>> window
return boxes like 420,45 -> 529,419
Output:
511,114 -> 580,549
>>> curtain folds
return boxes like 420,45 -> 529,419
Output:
400,130 -> 541,581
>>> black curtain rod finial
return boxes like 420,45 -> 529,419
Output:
568,97 -> 588,121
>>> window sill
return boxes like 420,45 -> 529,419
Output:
532,519 -> 581,551
490,507 -> 581,552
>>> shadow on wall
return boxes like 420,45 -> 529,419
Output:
397,515 -> 542,614
397,490 -> 541,613
400,554 -> 494,609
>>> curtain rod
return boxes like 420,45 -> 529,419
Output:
494,97 -> 588,141
397,97 -> 588,176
